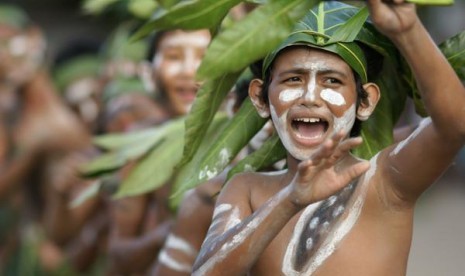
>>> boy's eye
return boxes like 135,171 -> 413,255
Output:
285,76 -> 301,83
164,51 -> 183,61
324,78 -> 341,85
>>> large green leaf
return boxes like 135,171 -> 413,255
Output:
114,130 -> 184,198
169,114 -> 229,208
172,99 -> 267,199
226,133 -> 286,179
83,118 -> 185,177
132,0 -> 242,40
196,0 -> 320,80
440,30 -> 465,81
180,71 -> 242,166
354,59 -> 408,158
93,127 -> 161,151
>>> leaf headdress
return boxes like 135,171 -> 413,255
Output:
261,1 -> 412,158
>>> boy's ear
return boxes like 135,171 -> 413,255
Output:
357,82 -> 380,121
249,78 -> 270,118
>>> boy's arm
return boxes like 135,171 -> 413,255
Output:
368,0 -> 465,202
151,178 -> 222,276
192,173 -> 300,275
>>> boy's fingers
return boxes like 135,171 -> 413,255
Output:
340,161 -> 371,185
325,136 -> 363,166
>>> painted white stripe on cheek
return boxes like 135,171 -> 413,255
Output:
279,88 -> 304,103
321,89 -> 346,106
333,104 -> 356,134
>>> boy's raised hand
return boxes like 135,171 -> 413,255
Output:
288,131 -> 370,207
367,0 -> 417,37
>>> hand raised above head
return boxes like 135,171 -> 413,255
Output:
288,130 -> 370,207
366,0 -> 417,37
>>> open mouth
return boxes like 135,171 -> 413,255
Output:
291,117 -> 329,140
176,87 -> 197,102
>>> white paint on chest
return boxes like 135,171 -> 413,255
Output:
282,155 -> 378,275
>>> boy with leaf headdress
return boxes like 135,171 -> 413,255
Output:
193,1 -> 465,275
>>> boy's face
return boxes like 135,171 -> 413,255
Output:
267,47 -> 358,160
151,29 -> 210,116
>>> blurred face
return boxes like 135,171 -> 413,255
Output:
151,29 -> 210,116
104,93 -> 165,133
64,76 -> 101,132
0,25 -> 45,86
267,47 -> 357,161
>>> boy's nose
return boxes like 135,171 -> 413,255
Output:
180,52 -> 200,78
301,84 -> 324,107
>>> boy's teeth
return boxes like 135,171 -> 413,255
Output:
296,118 -> 320,123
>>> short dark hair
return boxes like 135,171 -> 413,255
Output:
146,31 -> 168,62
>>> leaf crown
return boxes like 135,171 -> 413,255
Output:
262,1 -> 394,84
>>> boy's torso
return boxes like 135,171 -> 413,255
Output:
247,169 -> 414,276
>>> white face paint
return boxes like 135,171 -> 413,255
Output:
279,88 -> 304,103
271,101 -> 356,160
320,89 -> 346,106
333,104 -> 356,134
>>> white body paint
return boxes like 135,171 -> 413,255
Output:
282,202 -> 321,276
158,250 -> 193,273
199,148 -> 231,180
391,118 -> 431,156
164,234 -> 198,257
158,233 -> 200,273
194,186 -> 290,276
321,89 -> 346,106
282,154 -> 379,275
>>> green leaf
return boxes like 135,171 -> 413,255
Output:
93,127 -> 161,151
128,0 -> 158,18
114,130 -> 184,198
169,113 -> 229,208
326,7 -> 369,44
354,59 -> 408,159
440,30 -> 465,81
79,152 -> 127,177
172,99 -> 267,199
82,0 -> 120,14
181,72 -> 242,167
227,133 -> 286,179
196,0 -> 320,80
155,0 -> 180,9
132,0 -> 242,40
83,118 -> 185,177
